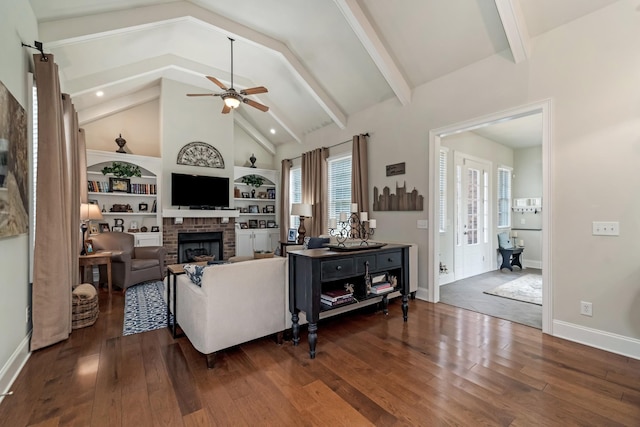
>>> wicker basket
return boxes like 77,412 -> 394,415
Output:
72,285 -> 99,329
193,255 -> 215,262
254,251 -> 274,259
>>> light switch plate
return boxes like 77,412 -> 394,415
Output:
592,221 -> 619,236
417,220 -> 428,229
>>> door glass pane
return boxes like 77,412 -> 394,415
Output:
466,168 -> 479,245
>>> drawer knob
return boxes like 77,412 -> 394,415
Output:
336,265 -> 342,271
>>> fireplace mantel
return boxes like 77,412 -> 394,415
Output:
162,209 -> 240,218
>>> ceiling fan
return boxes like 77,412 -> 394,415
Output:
187,37 -> 269,114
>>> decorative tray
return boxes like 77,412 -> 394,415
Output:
325,242 -> 387,251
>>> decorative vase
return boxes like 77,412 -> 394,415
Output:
115,134 -> 127,153
249,153 -> 256,168
251,189 -> 256,198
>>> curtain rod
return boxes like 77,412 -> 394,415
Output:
21,41 -> 48,61
288,133 -> 369,161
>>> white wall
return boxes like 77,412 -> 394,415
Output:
0,0 -> 37,396
233,123 -> 274,169
276,1 -> 640,349
83,100 -> 160,157
513,146 -> 542,267
160,78 -> 234,208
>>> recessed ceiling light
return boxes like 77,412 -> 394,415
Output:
96,91 -> 104,97
270,128 -> 276,134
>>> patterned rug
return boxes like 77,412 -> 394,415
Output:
123,280 -> 173,336
484,274 -> 542,305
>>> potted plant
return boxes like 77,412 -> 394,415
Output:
241,174 -> 264,187
101,162 -> 142,178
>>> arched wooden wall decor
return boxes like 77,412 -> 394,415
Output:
373,182 -> 424,211
176,141 -> 225,168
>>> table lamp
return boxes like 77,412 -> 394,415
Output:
80,203 -> 104,255
291,203 -> 312,244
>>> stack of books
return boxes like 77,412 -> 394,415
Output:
321,289 -> 354,307
370,282 -> 395,294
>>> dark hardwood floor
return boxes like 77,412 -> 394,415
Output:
2,289 -> 640,426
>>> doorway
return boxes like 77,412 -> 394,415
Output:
427,100 -> 552,334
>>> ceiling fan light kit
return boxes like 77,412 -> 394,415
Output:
187,37 -> 269,114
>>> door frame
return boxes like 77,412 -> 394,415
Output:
427,100 -> 553,334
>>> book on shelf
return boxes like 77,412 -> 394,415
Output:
371,273 -> 387,284
321,296 -> 354,306
370,282 -> 395,294
321,294 -> 353,304
321,289 -> 353,301
370,287 -> 395,295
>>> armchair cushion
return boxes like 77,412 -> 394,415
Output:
497,232 -> 513,249
131,258 -> 160,271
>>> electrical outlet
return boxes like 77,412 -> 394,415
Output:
580,301 -> 593,317
592,221 -> 619,236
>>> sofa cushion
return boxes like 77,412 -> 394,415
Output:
183,264 -> 207,286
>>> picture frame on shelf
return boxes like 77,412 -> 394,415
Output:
151,226 -> 160,232
139,202 -> 148,211
151,200 -> 157,212
84,240 -> 94,254
240,207 -> 249,213
267,220 -> 276,228
266,204 -> 275,213
259,220 -> 267,228
267,188 -> 276,199
248,219 -> 258,229
99,223 -> 110,233
248,205 -> 259,213
287,228 -> 297,242
240,222 -> 249,229
112,225 -> 124,232
241,192 -> 250,198
109,177 -> 130,193
258,191 -> 268,199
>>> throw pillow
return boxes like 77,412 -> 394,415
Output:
306,237 -> 330,249
183,263 -> 207,287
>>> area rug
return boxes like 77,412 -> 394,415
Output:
484,274 -> 542,305
123,280 -> 173,336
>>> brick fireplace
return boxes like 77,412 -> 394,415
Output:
162,217 -> 236,265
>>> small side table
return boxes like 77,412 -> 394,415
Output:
166,261 -> 208,338
279,240 -> 299,256
79,252 -> 112,294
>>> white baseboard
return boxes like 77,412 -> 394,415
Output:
438,273 -> 455,285
0,332 -> 31,404
523,259 -> 542,269
415,287 -> 430,301
553,320 -> 640,360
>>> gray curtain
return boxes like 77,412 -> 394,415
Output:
31,54 -> 81,351
279,159 -> 291,243
351,133 -> 369,216
302,147 -> 328,237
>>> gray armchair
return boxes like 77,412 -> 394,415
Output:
90,232 -> 166,291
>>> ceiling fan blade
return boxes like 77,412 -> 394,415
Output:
240,86 -> 268,95
222,104 -> 231,114
206,76 -> 228,90
243,98 -> 269,112
186,93 -> 215,96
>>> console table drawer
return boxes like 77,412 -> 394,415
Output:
377,251 -> 402,269
355,254 -> 376,274
321,259 -> 354,281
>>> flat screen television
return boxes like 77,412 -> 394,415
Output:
171,173 -> 230,209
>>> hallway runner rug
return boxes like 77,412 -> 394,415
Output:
123,280 -> 173,336
484,274 -> 542,305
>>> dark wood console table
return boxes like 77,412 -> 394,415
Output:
288,243 -> 410,359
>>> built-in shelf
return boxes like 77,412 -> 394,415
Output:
102,212 -> 157,217
238,212 -> 274,216
89,192 -> 156,197
233,197 -> 276,202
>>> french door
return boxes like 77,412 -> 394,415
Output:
454,154 -> 491,280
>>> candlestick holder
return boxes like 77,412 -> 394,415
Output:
329,212 -> 375,247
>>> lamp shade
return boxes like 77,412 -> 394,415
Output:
291,203 -> 312,218
80,203 -> 104,221
224,95 -> 241,109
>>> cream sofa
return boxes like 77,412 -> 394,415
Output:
174,256 -> 287,368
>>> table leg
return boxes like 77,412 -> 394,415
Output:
402,294 -> 409,322
166,270 -> 173,335
291,311 -> 300,346
106,260 -> 112,295
308,322 -> 317,359
382,295 -> 389,315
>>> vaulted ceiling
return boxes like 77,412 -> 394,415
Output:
29,0 -> 618,148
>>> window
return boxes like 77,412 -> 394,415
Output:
497,167 -> 512,228
327,154 -> 352,231
289,166 -> 301,229
439,149 -> 447,232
